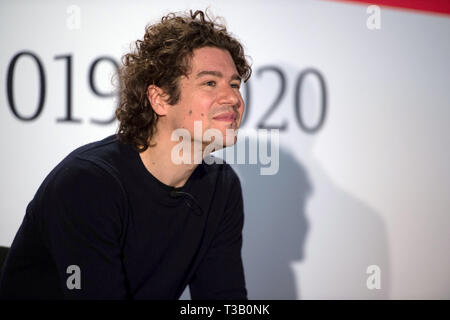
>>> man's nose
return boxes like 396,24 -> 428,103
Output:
218,84 -> 240,107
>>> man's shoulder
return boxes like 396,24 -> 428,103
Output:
50,156 -> 120,191
58,134 -> 131,181
34,135 -> 127,203
66,134 -> 123,168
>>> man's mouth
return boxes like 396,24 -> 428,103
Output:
212,112 -> 237,122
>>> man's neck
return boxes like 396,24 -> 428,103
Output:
138,130 -> 200,189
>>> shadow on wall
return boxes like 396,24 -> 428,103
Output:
232,144 -> 312,299
231,136 -> 391,299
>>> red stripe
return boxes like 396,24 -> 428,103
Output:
328,0 -> 450,16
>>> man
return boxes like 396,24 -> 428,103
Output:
0,10 -> 251,299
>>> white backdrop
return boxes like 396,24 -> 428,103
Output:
1,0 -> 449,299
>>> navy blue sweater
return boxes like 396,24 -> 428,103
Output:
0,134 -> 247,300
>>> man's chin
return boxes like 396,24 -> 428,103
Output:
223,134 -> 238,147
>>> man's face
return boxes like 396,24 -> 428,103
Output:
166,46 -> 244,148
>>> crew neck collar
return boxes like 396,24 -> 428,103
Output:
130,142 -> 205,206
115,134 -> 218,213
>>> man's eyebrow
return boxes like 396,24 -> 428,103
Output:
195,70 -> 241,81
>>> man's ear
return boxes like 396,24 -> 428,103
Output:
147,84 -> 170,116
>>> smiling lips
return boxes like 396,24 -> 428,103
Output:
212,112 -> 237,122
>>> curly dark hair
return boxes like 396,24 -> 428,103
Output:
115,9 -> 252,152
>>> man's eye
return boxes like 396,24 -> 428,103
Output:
205,81 -> 216,87
231,83 -> 241,89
